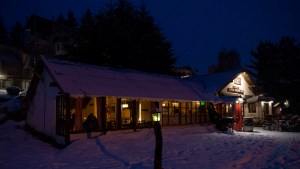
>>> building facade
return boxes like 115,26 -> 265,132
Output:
196,70 -> 273,130
27,56 -> 210,145
0,45 -> 32,91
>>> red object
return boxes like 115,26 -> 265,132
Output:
233,103 -> 242,131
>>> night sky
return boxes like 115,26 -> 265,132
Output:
1,0 -> 300,74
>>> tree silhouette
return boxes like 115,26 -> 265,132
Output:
76,0 -> 176,74
56,13 -> 66,25
66,11 -> 78,28
76,8 -> 105,64
10,21 -> 24,48
0,18 -> 9,44
248,36 -> 300,112
208,48 -> 241,73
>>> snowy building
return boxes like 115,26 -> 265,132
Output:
194,70 -> 273,130
26,56 -> 210,145
0,45 -> 32,91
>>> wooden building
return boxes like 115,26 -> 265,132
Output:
26,56 -> 210,145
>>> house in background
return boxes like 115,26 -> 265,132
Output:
0,14 -> 76,92
194,69 -> 273,130
23,14 -> 78,69
26,56 -> 210,145
0,44 -> 32,91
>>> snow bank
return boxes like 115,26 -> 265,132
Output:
0,121 -> 299,169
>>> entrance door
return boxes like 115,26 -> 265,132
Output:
233,103 -> 242,131
56,94 -> 70,145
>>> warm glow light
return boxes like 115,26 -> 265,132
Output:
172,102 -> 179,107
284,100 -> 289,107
152,108 -> 161,121
0,74 -> 6,79
162,103 -> 166,107
152,113 -> 161,121
238,98 -> 243,103
122,104 -> 128,108
138,103 -> 142,122
236,98 -> 244,103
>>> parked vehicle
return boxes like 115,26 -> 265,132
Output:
0,94 -> 25,119
0,95 -> 13,114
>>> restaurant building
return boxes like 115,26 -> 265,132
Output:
26,56 -> 210,145
194,70 -> 273,130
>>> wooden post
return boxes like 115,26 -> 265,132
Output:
132,100 -> 137,132
96,97 -> 101,128
116,98 -> 122,129
154,121 -> 163,169
64,93 -> 71,145
178,102 -> 181,125
100,97 -> 107,134
75,97 -> 82,130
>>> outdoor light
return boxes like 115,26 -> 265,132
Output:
152,108 -> 161,122
172,102 -> 179,107
122,103 -> 128,108
284,100 -> 289,107
0,74 -> 6,80
239,98 -> 243,102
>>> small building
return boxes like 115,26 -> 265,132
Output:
0,45 -> 32,91
194,70 -> 273,130
26,56 -> 210,145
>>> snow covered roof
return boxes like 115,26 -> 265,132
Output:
41,56 -> 209,101
191,69 -> 255,96
246,95 -> 273,103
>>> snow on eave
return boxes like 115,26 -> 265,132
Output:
40,56 -> 208,101
40,55 -> 65,92
191,69 -> 255,96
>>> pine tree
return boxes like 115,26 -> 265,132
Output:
76,0 -> 176,74
0,18 -> 10,44
76,8 -> 99,63
10,21 -> 24,48
208,48 -> 241,73
66,11 -> 78,28
248,36 -> 300,112
56,13 -> 66,25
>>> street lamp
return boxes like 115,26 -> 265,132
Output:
152,108 -> 162,169
152,108 -> 161,122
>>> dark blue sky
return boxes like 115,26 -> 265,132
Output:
1,0 -> 300,74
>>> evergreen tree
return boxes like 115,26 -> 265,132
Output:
56,13 -> 66,25
76,8 -> 99,62
66,10 -> 78,28
10,21 -> 24,48
76,0 -> 176,74
208,48 -> 241,73
0,18 -> 9,44
248,36 -> 300,112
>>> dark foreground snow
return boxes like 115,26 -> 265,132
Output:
0,120 -> 299,169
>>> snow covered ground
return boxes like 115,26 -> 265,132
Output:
0,120 -> 300,169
